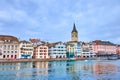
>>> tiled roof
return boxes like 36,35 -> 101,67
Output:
48,42 -> 63,48
0,35 -> 19,42
93,40 -> 115,45
20,40 -> 30,43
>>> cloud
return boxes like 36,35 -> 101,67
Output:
0,0 -> 120,43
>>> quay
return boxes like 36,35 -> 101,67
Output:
0,58 -> 86,63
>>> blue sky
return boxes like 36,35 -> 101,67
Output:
0,0 -> 120,43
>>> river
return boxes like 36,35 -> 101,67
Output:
0,60 -> 120,80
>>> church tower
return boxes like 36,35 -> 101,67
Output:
71,23 -> 78,42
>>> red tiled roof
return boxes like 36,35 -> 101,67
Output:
0,35 -> 19,42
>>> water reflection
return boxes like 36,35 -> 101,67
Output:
93,61 -> 119,80
33,62 -> 49,74
0,62 -> 20,70
0,60 -> 120,80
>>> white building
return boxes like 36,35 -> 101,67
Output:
0,35 -> 19,59
48,42 -> 66,58
19,40 -> 34,59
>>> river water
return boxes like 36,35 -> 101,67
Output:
0,60 -> 120,80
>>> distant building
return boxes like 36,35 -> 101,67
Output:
48,42 -> 66,58
116,45 -> 120,55
66,41 -> 81,58
71,23 -> 78,42
29,38 -> 40,47
91,40 -> 116,56
34,44 -> 49,59
19,40 -> 34,59
0,35 -> 19,59
81,42 -> 95,58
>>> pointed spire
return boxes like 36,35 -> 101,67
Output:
72,23 -> 78,33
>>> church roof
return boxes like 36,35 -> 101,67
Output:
72,23 -> 78,33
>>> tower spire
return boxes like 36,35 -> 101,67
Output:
71,23 -> 78,42
72,23 -> 78,33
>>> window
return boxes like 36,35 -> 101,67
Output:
3,55 -> 5,58
15,55 -> 17,59
8,51 -> 10,53
12,45 -> 14,47
4,45 -> 6,48
7,55 -> 9,58
22,45 -> 25,47
40,53 -> 42,55
40,47 -> 43,49
8,45 -> 10,48
44,50 -> 46,52
11,55 -> 13,58
15,45 -> 18,48
40,50 -> 43,52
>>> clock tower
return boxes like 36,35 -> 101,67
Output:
71,23 -> 78,42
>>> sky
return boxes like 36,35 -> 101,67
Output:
0,0 -> 120,43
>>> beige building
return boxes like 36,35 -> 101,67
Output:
71,23 -> 78,42
0,35 -> 19,59
34,44 -> 49,59
81,42 -> 94,58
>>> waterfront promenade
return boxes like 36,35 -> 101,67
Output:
0,58 -> 88,63
0,57 -> 119,63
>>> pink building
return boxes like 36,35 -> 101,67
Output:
90,40 -> 116,56
116,45 -> 120,55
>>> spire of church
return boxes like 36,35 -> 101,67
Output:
72,23 -> 78,33
71,23 -> 78,42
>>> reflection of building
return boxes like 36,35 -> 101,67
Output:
0,63 -> 20,70
66,61 -> 76,73
48,42 -> 66,58
66,41 -> 81,58
93,62 -> 117,75
19,40 -> 33,59
34,44 -> 49,59
50,61 -> 67,75
34,62 -> 49,74
0,35 -> 19,59
91,40 -> 116,56
80,61 -> 94,73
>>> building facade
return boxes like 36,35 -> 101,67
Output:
48,42 -> 66,58
34,44 -> 49,59
0,35 -> 19,59
66,41 -> 81,58
90,40 -> 116,56
116,45 -> 120,55
19,40 -> 33,59
81,42 -> 95,58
